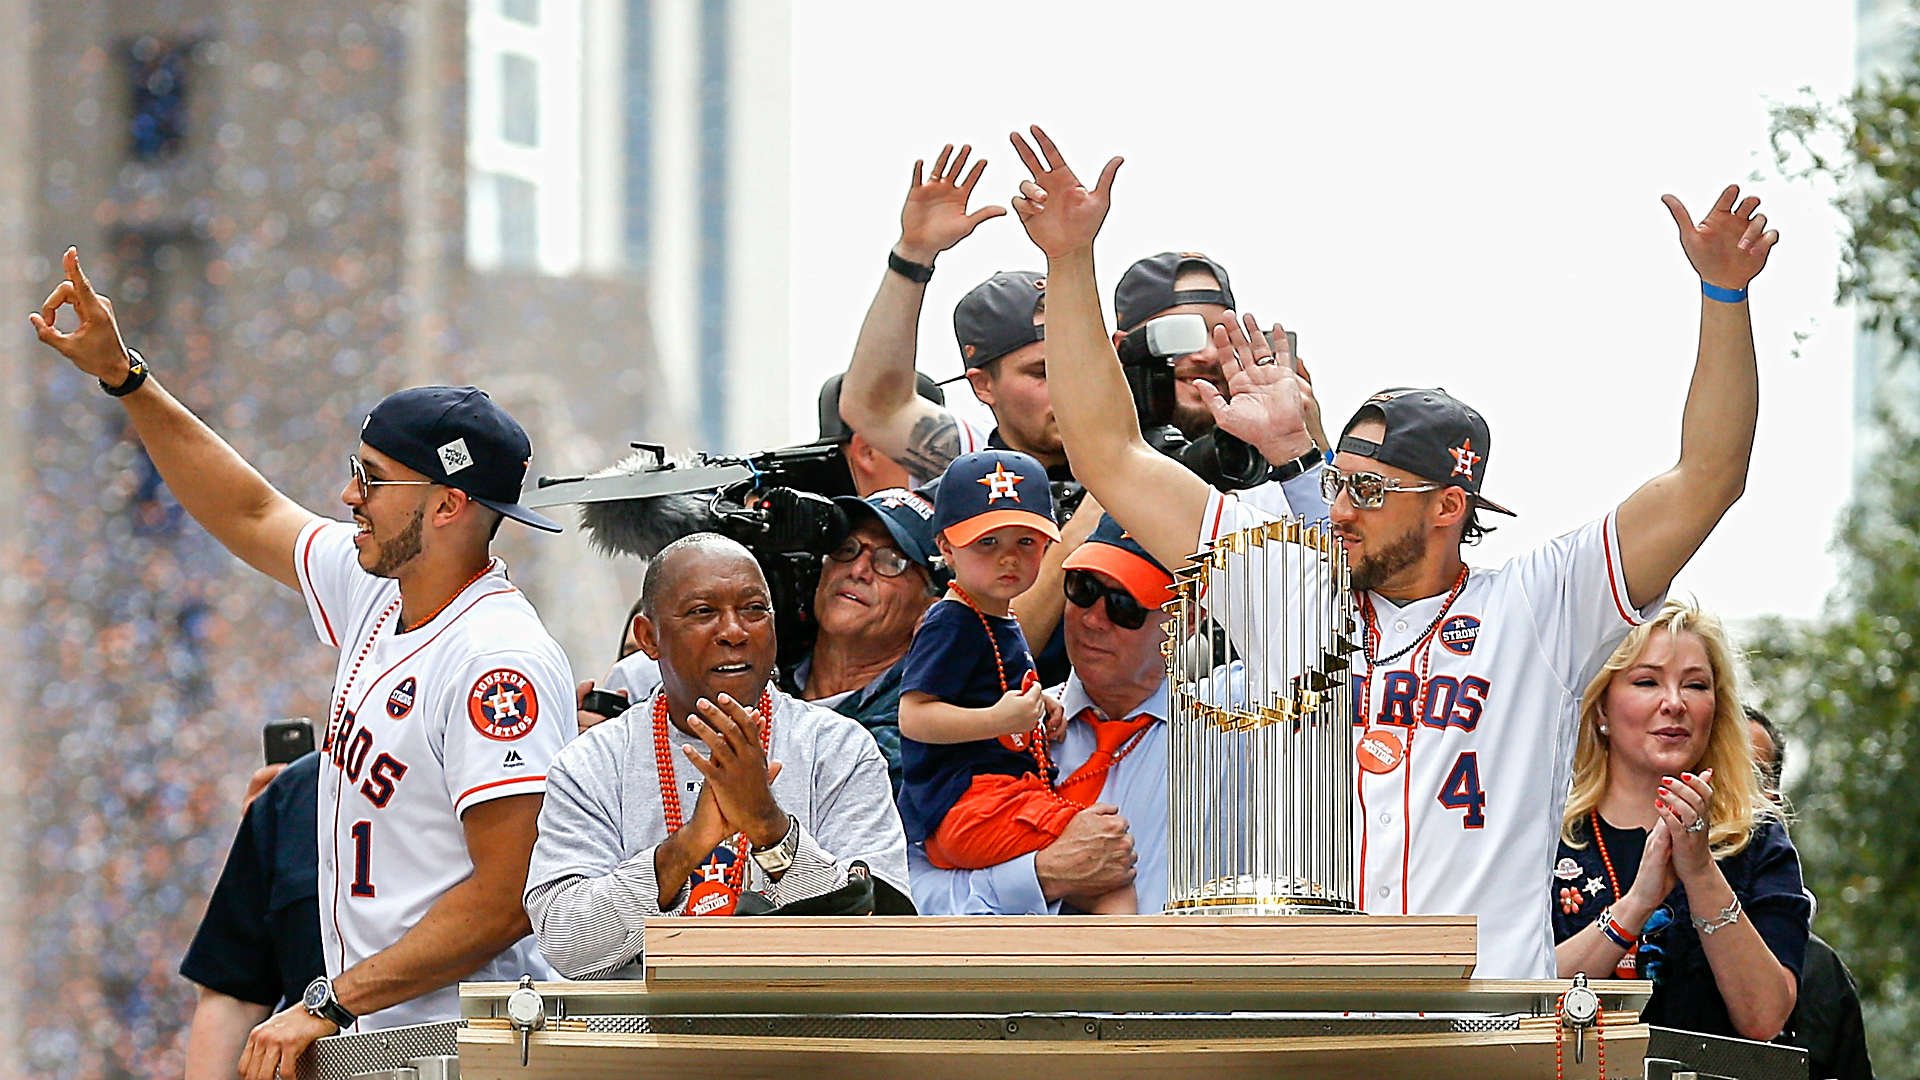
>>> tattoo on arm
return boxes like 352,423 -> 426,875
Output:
899,413 -> 962,485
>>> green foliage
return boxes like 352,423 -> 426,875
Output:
1759,8 -> 1920,1072
1748,406 -> 1920,1073
1769,16 -> 1920,355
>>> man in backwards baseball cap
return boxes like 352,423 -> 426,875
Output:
30,247 -> 575,1062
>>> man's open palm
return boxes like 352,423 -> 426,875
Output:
1009,125 -> 1122,259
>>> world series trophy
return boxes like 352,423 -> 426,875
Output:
1164,513 -> 1362,915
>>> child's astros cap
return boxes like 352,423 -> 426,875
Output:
933,449 -> 1061,547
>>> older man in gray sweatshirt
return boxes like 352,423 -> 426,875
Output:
524,535 -> 908,978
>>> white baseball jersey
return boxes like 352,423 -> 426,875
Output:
1199,492 -> 1660,978
296,520 -> 575,1030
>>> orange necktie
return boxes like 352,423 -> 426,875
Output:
1055,708 -> 1154,807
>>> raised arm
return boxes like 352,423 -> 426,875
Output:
1615,186 -> 1779,609
840,146 -> 1008,484
1002,127 -> 1209,571
30,248 -> 317,590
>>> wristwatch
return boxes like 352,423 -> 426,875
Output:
100,348 -> 149,398
750,814 -> 802,878
1269,445 -> 1324,483
302,975 -> 357,1030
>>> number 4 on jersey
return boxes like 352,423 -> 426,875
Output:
1437,752 -> 1487,829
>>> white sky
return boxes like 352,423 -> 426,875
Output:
786,0 -> 1858,623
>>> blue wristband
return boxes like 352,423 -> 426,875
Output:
1700,281 -> 1748,304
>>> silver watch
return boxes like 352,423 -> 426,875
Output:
750,814 -> 801,878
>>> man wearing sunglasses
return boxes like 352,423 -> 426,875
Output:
1005,124 -> 1778,979
31,248 -> 576,1080
911,515 -> 1177,914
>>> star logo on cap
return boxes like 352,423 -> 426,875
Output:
1449,438 -> 1480,478
978,463 -> 1024,502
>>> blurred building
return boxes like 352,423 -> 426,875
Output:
0,1 -> 788,1076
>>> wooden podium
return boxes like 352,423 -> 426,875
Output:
447,916 -> 1652,1080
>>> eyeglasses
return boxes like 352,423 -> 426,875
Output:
1320,465 -> 1442,510
348,455 -> 436,502
1063,569 -> 1153,630
828,536 -> 916,579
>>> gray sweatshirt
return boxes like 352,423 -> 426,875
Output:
523,687 -> 908,978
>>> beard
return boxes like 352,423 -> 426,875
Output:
1349,520 -> 1427,594
366,507 -> 424,578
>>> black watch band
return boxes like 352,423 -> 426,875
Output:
887,250 -> 934,284
302,975 -> 357,1029
101,349 -> 149,398
1269,444 -> 1324,483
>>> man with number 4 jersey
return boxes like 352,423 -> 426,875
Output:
998,123 -> 1780,977
30,247 -> 575,1080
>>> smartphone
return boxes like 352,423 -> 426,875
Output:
580,689 -> 632,720
264,717 -> 315,765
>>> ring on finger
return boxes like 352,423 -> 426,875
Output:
1685,816 -> 1707,834
1254,355 -> 1276,366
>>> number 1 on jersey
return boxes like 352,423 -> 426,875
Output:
1437,752 -> 1487,829
350,819 -> 376,896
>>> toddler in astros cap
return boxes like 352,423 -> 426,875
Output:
894,451 -> 1133,913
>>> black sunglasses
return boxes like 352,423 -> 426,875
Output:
1063,569 -> 1152,630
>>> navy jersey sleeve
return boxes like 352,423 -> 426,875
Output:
901,601 -> 991,705
1735,820 -> 1812,978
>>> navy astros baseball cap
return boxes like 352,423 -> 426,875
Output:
360,386 -> 562,532
1338,387 -> 1515,517
954,271 -> 1046,369
1114,251 -> 1236,332
833,488 -> 944,579
815,372 -> 945,444
1061,514 -> 1174,607
934,449 -> 1061,547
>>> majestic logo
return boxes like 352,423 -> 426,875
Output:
386,676 -> 417,719
1439,615 -> 1481,656
437,438 -> 474,475
978,462 -> 1024,502
1448,438 -> 1480,478
468,669 -> 539,741
502,748 -> 525,769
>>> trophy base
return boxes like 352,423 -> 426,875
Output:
1163,875 -> 1360,916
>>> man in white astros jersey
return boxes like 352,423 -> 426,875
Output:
31,249 -> 576,1079
1001,125 -> 1779,977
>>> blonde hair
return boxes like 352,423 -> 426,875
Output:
1561,600 -> 1777,859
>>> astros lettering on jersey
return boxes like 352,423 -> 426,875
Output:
1198,490 -> 1658,978
296,520 -> 576,1030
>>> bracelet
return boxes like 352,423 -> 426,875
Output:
1700,281 -> 1748,304
101,348 -> 150,398
888,250 -> 935,284
1270,445 -> 1324,484
1596,906 -> 1638,948
1691,896 -> 1743,935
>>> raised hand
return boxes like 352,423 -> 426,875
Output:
1660,185 -> 1779,291
897,143 -> 1008,264
1197,313 -> 1316,464
1008,125 -> 1122,259
29,247 -> 135,384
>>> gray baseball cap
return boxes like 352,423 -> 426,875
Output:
1114,251 -> 1236,332
953,270 -> 1046,369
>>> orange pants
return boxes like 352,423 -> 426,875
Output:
923,772 -> 1081,870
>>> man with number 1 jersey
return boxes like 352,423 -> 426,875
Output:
29,247 -> 575,1080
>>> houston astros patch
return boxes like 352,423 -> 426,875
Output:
469,669 -> 539,741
